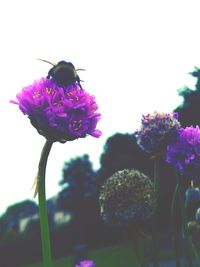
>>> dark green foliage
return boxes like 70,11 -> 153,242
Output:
0,200 -> 38,235
58,154 -> 96,211
5,200 -> 38,218
58,154 -> 100,264
175,67 -> 200,127
97,133 -> 153,186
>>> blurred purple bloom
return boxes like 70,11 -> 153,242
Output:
11,78 -> 101,142
166,126 -> 200,181
75,259 -> 96,267
134,112 -> 180,154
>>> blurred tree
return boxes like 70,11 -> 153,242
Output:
174,67 -> 200,127
58,154 -> 97,266
5,200 -> 38,219
58,154 -> 96,211
97,133 -> 153,186
0,200 -> 38,234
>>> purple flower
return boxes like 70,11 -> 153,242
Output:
134,112 -> 180,154
166,126 -> 200,181
11,78 -> 101,142
75,259 -> 96,267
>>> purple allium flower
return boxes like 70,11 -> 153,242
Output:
134,112 -> 180,154
11,78 -> 101,143
185,187 -> 200,203
166,126 -> 200,181
75,259 -> 96,267
99,169 -> 157,225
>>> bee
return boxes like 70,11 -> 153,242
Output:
38,59 -> 85,88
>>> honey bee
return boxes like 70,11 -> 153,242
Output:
38,59 -> 85,88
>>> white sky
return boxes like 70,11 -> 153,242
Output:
1,0 -> 200,215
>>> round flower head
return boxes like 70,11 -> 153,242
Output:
11,78 -> 101,142
185,187 -> 200,203
75,259 -> 96,267
166,126 -> 200,182
134,112 -> 180,154
99,169 -> 157,225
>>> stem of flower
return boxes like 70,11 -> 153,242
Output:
189,236 -> 200,262
131,225 -> 149,267
176,172 -> 193,267
152,159 -> 160,267
183,201 -> 193,267
134,235 -> 148,267
37,140 -> 54,267
170,182 -> 181,267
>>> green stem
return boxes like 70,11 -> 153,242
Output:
170,182 -> 181,267
183,201 -> 193,267
152,159 -> 160,267
176,172 -> 193,267
189,236 -> 200,262
37,140 -> 54,267
132,230 -> 149,267
134,236 -> 148,267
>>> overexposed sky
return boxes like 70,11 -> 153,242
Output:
1,0 -> 200,215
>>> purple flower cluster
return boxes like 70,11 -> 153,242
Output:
75,259 -> 96,267
166,126 -> 200,181
11,78 -> 101,142
134,112 -> 180,154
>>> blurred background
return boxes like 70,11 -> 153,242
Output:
2,0 -> 200,266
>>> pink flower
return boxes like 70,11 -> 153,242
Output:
11,78 -> 101,143
75,259 -> 96,267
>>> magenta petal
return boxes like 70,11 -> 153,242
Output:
166,126 -> 200,181
11,77 -> 102,142
89,129 -> 102,138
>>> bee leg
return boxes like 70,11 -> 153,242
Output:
77,75 -> 83,89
